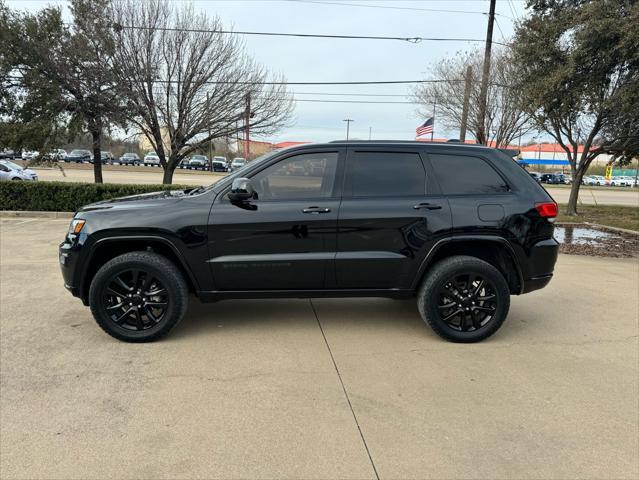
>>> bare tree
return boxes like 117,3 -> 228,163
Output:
110,0 -> 293,184
412,48 -> 532,147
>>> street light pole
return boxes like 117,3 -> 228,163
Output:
343,119 -> 354,140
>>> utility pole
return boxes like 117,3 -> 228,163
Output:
343,119 -> 354,140
476,0 -> 496,145
459,65 -> 473,142
244,93 -> 251,159
207,92 -> 212,171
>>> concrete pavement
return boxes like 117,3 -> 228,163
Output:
31,165 -> 639,206
1,218 -> 638,479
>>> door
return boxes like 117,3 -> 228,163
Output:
336,148 -> 451,289
208,149 -> 344,290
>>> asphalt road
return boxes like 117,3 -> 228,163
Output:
1,217 -> 637,479
32,165 -> 639,206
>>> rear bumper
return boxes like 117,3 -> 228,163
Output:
520,238 -> 559,294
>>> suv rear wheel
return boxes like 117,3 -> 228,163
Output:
89,252 -> 188,342
417,255 -> 510,343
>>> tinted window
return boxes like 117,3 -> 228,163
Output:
351,151 -> 425,197
251,152 -> 338,200
430,154 -> 508,194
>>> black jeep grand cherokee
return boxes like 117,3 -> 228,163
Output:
59,141 -> 559,343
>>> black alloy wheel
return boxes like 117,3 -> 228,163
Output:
89,251 -> 188,342
437,273 -> 498,332
104,269 -> 169,331
418,255 -> 510,343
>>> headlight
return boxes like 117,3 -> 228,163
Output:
68,219 -> 86,235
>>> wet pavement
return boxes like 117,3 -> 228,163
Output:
555,224 -> 639,257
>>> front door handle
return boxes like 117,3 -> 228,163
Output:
302,206 -> 331,214
413,202 -> 442,210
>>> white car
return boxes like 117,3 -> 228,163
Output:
609,176 -> 628,187
230,157 -> 247,171
143,152 -> 161,167
584,175 -> 605,186
21,150 -> 39,160
0,160 -> 38,181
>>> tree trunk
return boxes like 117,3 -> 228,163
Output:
91,126 -> 103,184
565,168 -> 586,216
162,160 -> 176,184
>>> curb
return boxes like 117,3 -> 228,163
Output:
555,221 -> 639,236
1,210 -> 73,219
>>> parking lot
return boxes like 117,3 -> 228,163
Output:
1,216 -> 637,479
28,164 -> 639,206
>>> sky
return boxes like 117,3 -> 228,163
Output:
7,0 -> 529,143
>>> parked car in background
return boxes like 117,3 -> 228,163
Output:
178,158 -> 190,169
528,172 -> 542,183
211,157 -> 229,172
0,160 -> 38,181
583,175 -> 605,185
21,151 -> 39,160
42,149 -> 67,161
544,173 -> 569,185
66,149 -> 92,163
143,152 -> 161,167
230,157 -> 247,171
0,150 -> 17,160
622,176 -> 638,187
118,153 -> 141,166
93,151 -> 114,164
188,154 -> 209,170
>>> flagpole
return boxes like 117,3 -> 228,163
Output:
431,97 -> 437,142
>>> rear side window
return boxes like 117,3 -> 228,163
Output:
429,154 -> 509,194
351,151 -> 425,197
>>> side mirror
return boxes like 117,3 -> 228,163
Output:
228,177 -> 255,202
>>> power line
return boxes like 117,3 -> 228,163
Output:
285,0 -> 513,19
152,79 -> 464,85
115,24 -> 501,45
291,91 -> 410,97
293,99 -> 415,104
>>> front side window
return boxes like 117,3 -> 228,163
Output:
251,152 -> 338,201
350,151 -> 425,197
429,153 -> 509,194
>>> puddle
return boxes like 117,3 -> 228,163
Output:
554,226 -> 621,246
554,224 -> 639,257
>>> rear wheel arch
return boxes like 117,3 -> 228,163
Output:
80,236 -> 198,303
414,237 -> 522,294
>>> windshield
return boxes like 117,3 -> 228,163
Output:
192,155 -> 206,160
70,150 -> 84,155
1,160 -> 22,170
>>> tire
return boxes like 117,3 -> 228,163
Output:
11,177 -> 22,181
89,251 -> 189,342
417,255 -> 510,343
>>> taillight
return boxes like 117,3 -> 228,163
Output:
535,202 -> 558,218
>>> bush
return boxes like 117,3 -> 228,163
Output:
0,181 -> 194,212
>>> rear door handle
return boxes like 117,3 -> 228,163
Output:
302,206 -> 331,214
413,202 -> 442,210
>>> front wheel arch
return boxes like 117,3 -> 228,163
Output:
79,237 -> 198,304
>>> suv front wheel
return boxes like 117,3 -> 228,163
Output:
89,252 -> 188,342
418,255 -> 510,343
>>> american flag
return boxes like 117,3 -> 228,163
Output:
416,117 -> 434,138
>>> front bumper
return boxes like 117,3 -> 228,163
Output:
59,240 -> 83,301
